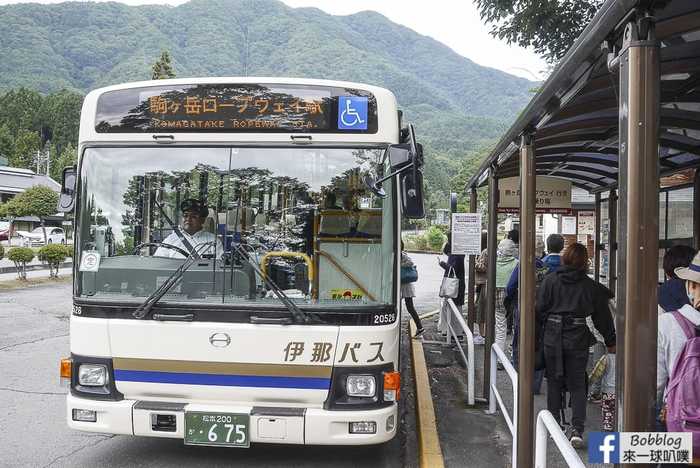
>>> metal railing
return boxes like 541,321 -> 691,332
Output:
443,298 -> 475,405
487,343 -> 518,468
535,410 -> 585,468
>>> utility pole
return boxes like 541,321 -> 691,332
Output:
45,145 -> 50,177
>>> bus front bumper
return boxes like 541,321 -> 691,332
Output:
67,394 -> 397,445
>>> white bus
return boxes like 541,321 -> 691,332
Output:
59,78 -> 425,447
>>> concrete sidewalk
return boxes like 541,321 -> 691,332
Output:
0,256 -> 72,274
0,267 -> 72,284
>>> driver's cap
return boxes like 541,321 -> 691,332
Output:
180,198 -> 208,217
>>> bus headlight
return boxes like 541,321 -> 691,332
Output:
78,364 -> 108,386
346,375 -> 376,397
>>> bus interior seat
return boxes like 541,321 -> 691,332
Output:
319,210 -> 352,236
221,206 -> 256,232
356,210 -> 382,238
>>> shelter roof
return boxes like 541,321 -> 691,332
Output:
467,0 -> 700,193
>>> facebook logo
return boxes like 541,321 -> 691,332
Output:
589,432 -> 620,463
337,96 -> 368,130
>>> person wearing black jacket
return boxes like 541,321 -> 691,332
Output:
535,242 -> 616,448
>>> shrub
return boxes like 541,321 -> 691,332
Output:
0,244 -> 4,261
414,234 -> 428,251
61,244 -> 73,258
38,244 -> 68,278
7,247 -> 35,280
426,226 -> 446,251
434,224 -> 450,236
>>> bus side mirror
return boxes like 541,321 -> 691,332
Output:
362,125 -> 425,219
57,166 -> 77,213
398,127 -> 424,219
388,145 -> 411,171
400,169 -> 425,219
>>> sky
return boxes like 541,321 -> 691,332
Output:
0,0 -> 549,81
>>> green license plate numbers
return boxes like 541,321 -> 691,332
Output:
184,412 -> 250,448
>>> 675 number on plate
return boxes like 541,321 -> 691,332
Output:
184,412 -> 250,448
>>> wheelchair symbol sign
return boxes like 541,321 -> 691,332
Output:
337,96 -> 368,130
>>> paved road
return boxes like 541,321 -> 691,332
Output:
1,277 -> 421,468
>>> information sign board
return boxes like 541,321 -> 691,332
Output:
451,213 -> 482,255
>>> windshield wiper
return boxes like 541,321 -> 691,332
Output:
132,242 -> 214,319
230,242 -> 310,324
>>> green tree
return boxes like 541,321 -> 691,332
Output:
151,51 -> 176,80
0,88 -> 42,134
475,0 -> 603,64
9,128 -> 41,169
38,90 -> 83,152
38,243 -> 68,277
50,143 -> 77,181
7,247 -> 35,280
2,185 -> 59,244
0,124 -> 12,163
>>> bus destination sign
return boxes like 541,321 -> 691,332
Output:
95,84 -> 377,134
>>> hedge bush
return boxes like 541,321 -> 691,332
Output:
7,247 -> 35,280
426,226 -> 447,251
0,244 -> 4,261
61,244 -> 73,258
38,244 -> 69,277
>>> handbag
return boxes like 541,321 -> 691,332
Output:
439,266 -> 459,298
400,265 -> 418,284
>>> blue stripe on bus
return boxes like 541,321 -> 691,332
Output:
114,369 -> 330,390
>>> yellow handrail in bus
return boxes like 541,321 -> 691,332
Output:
316,250 -> 376,302
260,251 -> 314,282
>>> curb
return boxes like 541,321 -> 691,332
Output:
0,261 -> 72,275
410,320 -> 445,468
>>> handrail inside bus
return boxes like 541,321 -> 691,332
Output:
316,250 -> 376,302
260,251 -> 314,282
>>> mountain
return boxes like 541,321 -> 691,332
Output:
0,0 -> 535,206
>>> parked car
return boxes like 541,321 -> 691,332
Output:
0,221 -> 9,242
15,227 -> 66,246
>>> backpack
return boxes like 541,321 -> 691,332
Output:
665,311 -> 700,454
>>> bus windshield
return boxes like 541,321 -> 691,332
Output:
76,146 -> 395,308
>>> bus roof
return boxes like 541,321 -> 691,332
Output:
79,77 -> 400,146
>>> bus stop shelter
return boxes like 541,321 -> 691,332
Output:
464,0 -> 700,465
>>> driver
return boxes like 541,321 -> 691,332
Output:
154,199 -> 223,259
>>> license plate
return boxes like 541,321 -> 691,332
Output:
184,412 -> 250,448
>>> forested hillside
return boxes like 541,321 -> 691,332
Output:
0,0 -> 534,208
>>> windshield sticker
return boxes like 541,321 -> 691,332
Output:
79,250 -> 101,272
330,288 -> 364,301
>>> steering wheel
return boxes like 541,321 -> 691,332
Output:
133,242 -> 190,258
